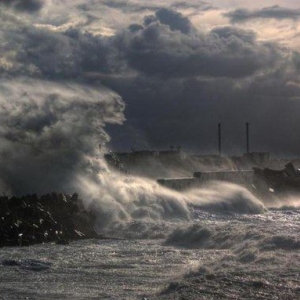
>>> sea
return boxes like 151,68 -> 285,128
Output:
0,177 -> 299,300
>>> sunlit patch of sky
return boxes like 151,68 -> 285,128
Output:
26,0 -> 300,48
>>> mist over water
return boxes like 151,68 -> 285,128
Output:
80,160 -> 300,238
186,181 -> 266,214
265,195 -> 300,209
78,173 -> 271,240
79,174 -> 191,233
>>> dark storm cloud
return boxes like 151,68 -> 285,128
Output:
95,9 -> 300,156
3,6 -> 300,157
225,6 -> 300,23
0,0 -> 44,13
116,10 -> 280,78
7,8 -> 279,80
155,8 -> 194,34
0,10 -> 126,195
105,61 -> 300,156
3,23 -> 120,79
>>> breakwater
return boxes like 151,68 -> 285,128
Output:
157,170 -> 254,191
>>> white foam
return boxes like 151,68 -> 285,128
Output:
185,181 -> 266,214
78,173 -> 191,232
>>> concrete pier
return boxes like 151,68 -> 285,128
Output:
157,170 -> 254,191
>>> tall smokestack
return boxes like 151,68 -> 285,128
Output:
246,122 -> 250,154
218,122 -> 221,156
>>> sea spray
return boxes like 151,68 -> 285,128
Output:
78,173 -> 192,234
0,78 -> 269,238
0,77 -> 193,235
264,195 -> 300,209
81,175 -> 267,237
185,181 -> 266,214
0,78 -> 124,195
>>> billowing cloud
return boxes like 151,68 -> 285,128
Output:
0,13 -> 121,79
97,9 -> 300,156
155,7 -> 194,33
225,6 -> 300,23
2,2 -> 300,166
115,9 -> 280,78
0,8 -> 126,195
0,0 -> 44,13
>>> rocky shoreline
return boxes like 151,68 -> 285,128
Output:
0,193 -> 99,247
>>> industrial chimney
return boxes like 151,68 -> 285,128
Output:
218,122 -> 221,156
246,122 -> 250,154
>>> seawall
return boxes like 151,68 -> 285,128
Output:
157,170 -> 254,191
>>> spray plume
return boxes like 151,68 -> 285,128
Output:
0,78 -> 192,233
0,78 -> 269,237
0,78 -> 124,195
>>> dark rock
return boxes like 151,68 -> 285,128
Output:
0,193 -> 98,248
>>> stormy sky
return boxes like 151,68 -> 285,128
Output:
2,0 -> 300,160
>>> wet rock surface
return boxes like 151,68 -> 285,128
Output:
0,193 -> 98,247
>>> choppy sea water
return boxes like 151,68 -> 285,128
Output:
0,206 -> 299,300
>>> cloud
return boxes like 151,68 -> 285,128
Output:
225,6 -> 300,23
0,14 -> 121,79
115,10 -> 280,78
0,9 -> 126,195
155,8 -> 194,34
92,10 -> 300,156
2,4 -> 300,161
104,60 -> 300,156
0,0 -> 44,13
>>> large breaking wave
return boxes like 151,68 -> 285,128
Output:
0,78 -> 124,195
2,78 -> 298,241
